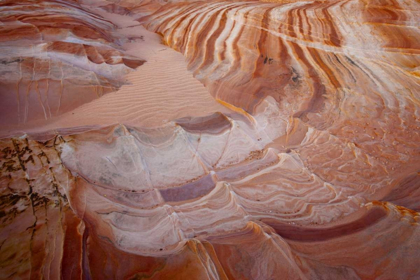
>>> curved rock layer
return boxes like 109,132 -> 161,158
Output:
1,0 -> 420,279
0,0 -> 145,129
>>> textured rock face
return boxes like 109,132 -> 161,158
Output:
0,0 -> 420,279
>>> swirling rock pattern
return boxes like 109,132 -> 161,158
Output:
1,0 -> 420,279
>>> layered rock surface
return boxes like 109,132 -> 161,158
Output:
0,0 -> 419,279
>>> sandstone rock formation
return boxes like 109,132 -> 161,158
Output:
0,0 -> 419,279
